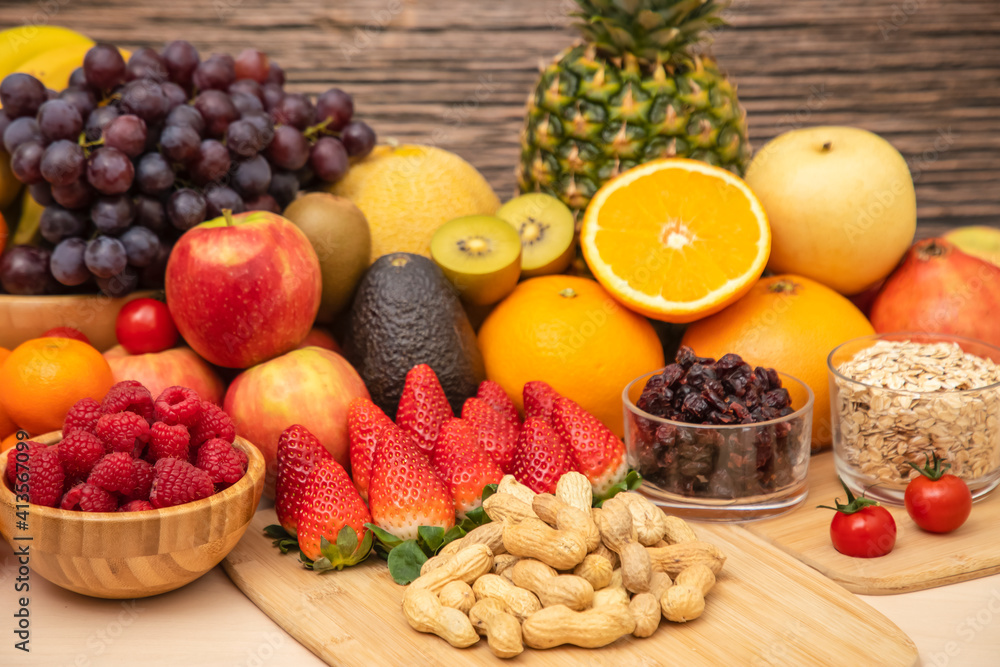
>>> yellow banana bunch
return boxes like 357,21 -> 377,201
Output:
0,25 -> 92,79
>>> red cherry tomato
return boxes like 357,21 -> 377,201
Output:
820,479 -> 897,558
115,298 -> 179,354
904,452 -> 972,533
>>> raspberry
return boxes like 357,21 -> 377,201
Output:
147,422 -> 191,462
150,458 -> 214,508
63,398 -> 103,435
5,440 -> 40,486
9,444 -> 64,508
154,386 -> 203,427
119,499 -> 155,512
58,431 -> 105,477
190,401 -> 236,448
101,381 -> 155,423
125,458 -> 154,501
60,482 -> 117,512
95,412 -> 150,455
195,439 -> 247,487
87,452 -> 135,494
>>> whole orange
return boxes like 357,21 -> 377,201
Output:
478,275 -> 664,436
0,337 -> 114,434
681,274 -> 875,450
0,347 -> 15,439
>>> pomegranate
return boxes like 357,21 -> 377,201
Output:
870,238 -> 1000,346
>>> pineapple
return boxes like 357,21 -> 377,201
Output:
517,0 -> 751,215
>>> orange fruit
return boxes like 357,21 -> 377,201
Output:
681,274 -> 875,450
580,158 -> 770,323
0,347 -> 15,439
0,337 -> 114,435
478,275 -> 664,437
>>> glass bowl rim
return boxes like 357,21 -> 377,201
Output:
622,367 -> 815,430
827,331 -> 1000,395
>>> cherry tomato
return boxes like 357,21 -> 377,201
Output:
904,452 -> 972,533
115,298 -> 178,354
820,479 -> 897,558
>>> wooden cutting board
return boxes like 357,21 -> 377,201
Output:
223,509 -> 917,666
747,452 -> 1000,595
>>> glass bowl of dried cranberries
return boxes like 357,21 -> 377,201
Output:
623,346 -> 814,521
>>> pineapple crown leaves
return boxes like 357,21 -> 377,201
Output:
572,0 -> 729,62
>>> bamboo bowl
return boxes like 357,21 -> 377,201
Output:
0,433 -> 264,599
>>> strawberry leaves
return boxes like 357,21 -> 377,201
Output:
301,526 -> 374,573
593,470 -> 643,506
264,524 -> 299,554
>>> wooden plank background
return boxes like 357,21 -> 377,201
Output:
2,0 -> 997,233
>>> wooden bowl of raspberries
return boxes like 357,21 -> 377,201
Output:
0,381 -> 265,599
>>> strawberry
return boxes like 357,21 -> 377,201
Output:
368,424 -> 454,541
462,397 -> 519,473
395,364 -> 453,453
347,397 -> 394,501
149,458 -> 214,508
523,380 -> 560,425
295,458 -> 373,568
431,418 -> 503,519
509,418 -> 573,494
275,425 -> 332,536
476,380 -> 520,427
552,396 -> 628,498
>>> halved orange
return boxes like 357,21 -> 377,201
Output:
580,158 -> 771,323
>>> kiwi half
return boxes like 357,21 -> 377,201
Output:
431,215 -> 522,306
496,193 -> 575,277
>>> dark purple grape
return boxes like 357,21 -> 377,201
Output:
36,99 -> 83,143
96,269 -> 138,297
140,241 -> 171,289
10,141 -> 44,184
51,178 -> 95,209
165,104 -> 205,135
194,90 -> 239,138
204,184 -> 245,218
229,79 -> 263,102
28,181 -> 53,206
83,105 -> 119,141
39,205 -> 87,243
90,195 -> 135,234
0,73 -> 47,119
295,165 -> 316,188
3,117 -> 41,153
50,237 -> 91,286
0,245 -> 56,294
192,54 -> 235,91
265,125 -> 309,170
226,118 -> 264,158
234,49 -> 270,84
84,235 -> 128,278
119,226 -> 160,267
161,82 -> 187,111
87,146 -> 134,195
58,87 -> 96,120
268,170 -> 299,208
160,124 -> 200,163
119,80 -> 168,125
310,137 -> 349,183
233,154 -> 271,198
134,195 -> 168,233
167,188 -> 208,230
189,139 -> 231,185
102,114 -> 147,158
270,93 -> 314,130
261,83 -> 284,111
39,139 -> 86,186
244,193 -> 280,214
143,123 -> 162,153
126,47 -> 168,82
314,88 -> 354,132
241,111 -> 274,145
341,120 -> 376,158
68,67 -> 88,89
0,111 -> 10,140
162,40 -> 200,90
83,44 -> 127,91
230,91 -> 263,117
264,62 -> 285,86
135,152 -> 175,194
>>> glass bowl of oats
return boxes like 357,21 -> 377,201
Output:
829,332 -> 1000,504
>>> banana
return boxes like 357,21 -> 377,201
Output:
10,187 -> 43,246
0,25 -> 92,79
15,42 -> 131,92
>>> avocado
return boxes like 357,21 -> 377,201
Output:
343,252 -> 486,418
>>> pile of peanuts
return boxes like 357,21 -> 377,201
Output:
400,473 -> 726,657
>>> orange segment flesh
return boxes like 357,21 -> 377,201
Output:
581,158 -> 771,323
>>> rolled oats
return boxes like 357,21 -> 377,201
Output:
833,340 -> 1000,484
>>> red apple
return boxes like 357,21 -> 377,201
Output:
224,347 -> 369,496
165,210 -> 321,369
103,345 -> 225,405
296,327 -> 342,354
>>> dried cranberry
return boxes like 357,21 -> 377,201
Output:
763,388 -> 791,409
675,346 -> 697,369
661,364 -> 684,387
714,353 -> 745,375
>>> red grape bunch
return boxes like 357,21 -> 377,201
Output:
0,42 -> 377,297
